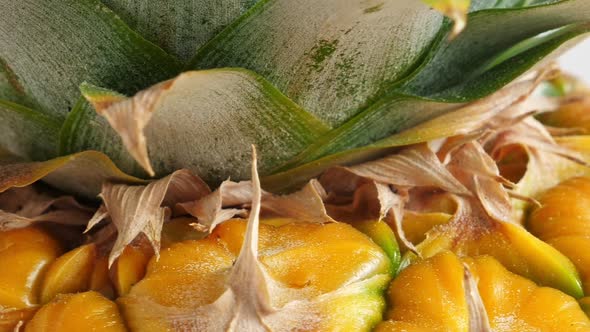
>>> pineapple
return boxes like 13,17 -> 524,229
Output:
1,0 -> 590,331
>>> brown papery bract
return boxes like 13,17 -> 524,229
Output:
86,169 -> 210,266
0,186 -> 94,231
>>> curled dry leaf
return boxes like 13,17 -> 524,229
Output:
422,0 -> 470,37
81,81 -> 174,177
324,181 -> 399,223
207,146 -> 276,330
488,115 -> 590,220
261,179 -> 334,224
321,144 -> 469,196
180,178 -> 334,233
321,143 -> 472,256
446,142 -> 513,223
490,117 -> 587,164
177,180 -> 251,233
87,169 -> 210,266
0,186 -> 94,231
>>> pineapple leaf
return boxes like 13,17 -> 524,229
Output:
0,0 -> 181,118
101,0 -> 262,62
320,144 -> 470,196
0,151 -> 144,199
180,178 -> 334,233
81,81 -> 165,177
0,58 -> 38,109
68,68 -> 330,184
0,100 -> 61,161
3,0 -> 588,194
189,0 -> 445,127
263,74 -> 548,191
400,1 -> 590,100
277,7 -> 590,171
188,0 -> 584,129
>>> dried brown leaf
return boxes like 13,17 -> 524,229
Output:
181,178 -> 333,233
0,151 -> 143,199
492,118 -> 587,166
217,146 -> 275,330
321,144 -> 470,196
0,186 -> 94,231
178,180 -> 251,233
88,169 -> 210,266
261,179 -> 334,224
376,73 -> 552,152
84,81 -> 174,177
447,142 -> 513,223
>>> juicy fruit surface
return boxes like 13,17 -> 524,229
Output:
538,96 -> 590,133
4,179 -> 590,331
24,291 -> 126,332
0,227 -> 62,309
377,251 -> 590,331
110,244 -> 153,297
39,243 -> 97,304
118,219 -> 392,331
379,252 -> 469,331
529,177 -> 590,294
409,212 -> 583,298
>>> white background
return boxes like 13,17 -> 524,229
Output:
559,38 -> 590,83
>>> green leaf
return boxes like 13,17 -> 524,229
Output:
189,0 -> 445,127
19,0 -> 586,192
188,0 -> 574,129
469,0 -> 560,12
0,58 -> 37,108
400,0 -> 590,100
261,75 -> 554,192
276,94 -> 461,171
0,0 -> 181,118
66,68 -> 330,184
102,0 -> 262,62
274,3 -> 590,172
0,100 -> 61,161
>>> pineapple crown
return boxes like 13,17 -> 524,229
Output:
0,0 -> 589,194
